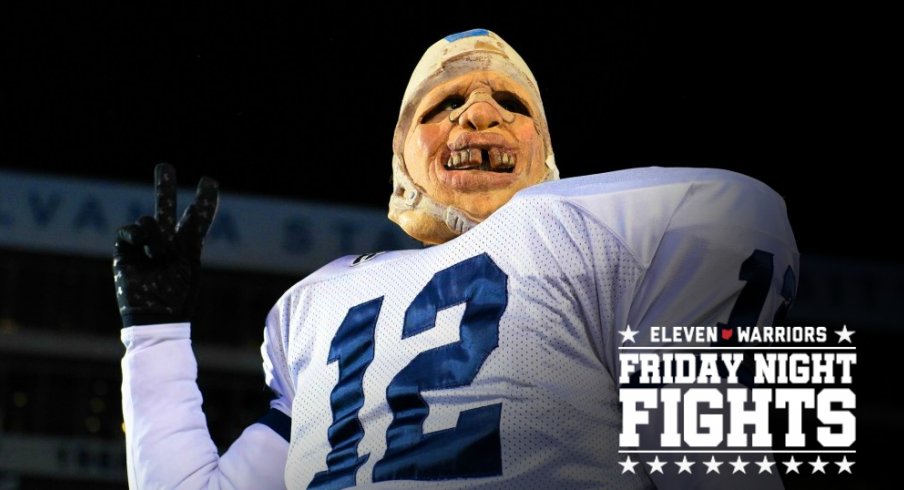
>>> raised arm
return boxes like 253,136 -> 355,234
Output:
115,163 -> 289,489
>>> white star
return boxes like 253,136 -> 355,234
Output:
782,456 -> 802,474
835,324 -> 855,343
729,456 -> 749,474
675,455 -> 695,474
619,325 -> 639,344
619,456 -> 639,474
703,455 -> 723,474
755,456 -> 775,474
646,456 -> 666,474
836,456 -> 854,474
810,456 -> 828,474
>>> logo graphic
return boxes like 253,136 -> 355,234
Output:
617,324 -> 857,477
351,251 -> 385,266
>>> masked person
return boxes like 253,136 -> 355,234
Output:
115,29 -> 797,489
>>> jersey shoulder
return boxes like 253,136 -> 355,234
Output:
277,249 -> 420,302
262,248 -> 421,391
517,166 -> 777,199
509,166 -> 795,267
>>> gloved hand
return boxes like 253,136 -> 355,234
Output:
113,163 -> 219,327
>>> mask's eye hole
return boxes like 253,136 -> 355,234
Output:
420,95 -> 466,124
493,92 -> 531,116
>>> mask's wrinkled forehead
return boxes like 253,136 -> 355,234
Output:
392,29 -> 552,160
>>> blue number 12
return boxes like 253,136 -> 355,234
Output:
309,253 -> 508,489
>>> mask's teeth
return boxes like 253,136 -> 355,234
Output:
492,151 -> 515,171
446,147 -> 515,171
486,148 -> 512,171
469,148 -> 482,164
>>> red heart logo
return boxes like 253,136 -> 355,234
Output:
721,328 -> 733,340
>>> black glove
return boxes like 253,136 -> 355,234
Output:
113,163 -> 219,327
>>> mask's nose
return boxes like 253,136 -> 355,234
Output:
450,91 -> 515,130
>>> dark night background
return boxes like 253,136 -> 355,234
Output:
0,1 -> 892,488
0,1 -> 881,262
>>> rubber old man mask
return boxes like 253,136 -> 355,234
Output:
389,29 -> 559,244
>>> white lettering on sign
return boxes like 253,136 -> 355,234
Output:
0,170 -> 418,274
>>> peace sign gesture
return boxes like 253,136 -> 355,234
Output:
113,164 -> 219,327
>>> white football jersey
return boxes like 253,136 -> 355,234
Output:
261,167 -> 798,489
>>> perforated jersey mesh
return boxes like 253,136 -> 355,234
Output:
262,168 -> 798,489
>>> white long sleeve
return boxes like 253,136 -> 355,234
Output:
121,323 -> 289,489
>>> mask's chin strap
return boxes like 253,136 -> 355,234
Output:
389,155 -> 479,236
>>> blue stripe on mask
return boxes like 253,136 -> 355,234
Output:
444,29 -> 491,42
